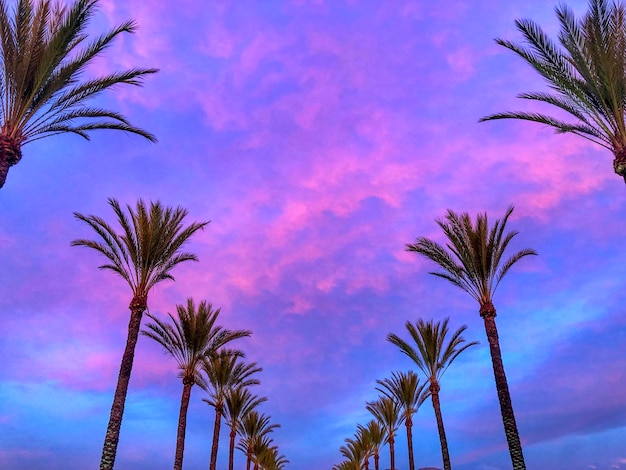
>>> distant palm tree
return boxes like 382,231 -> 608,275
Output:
0,0 -> 157,188
366,396 -> 401,470
357,420 -> 385,470
237,410 -> 280,470
257,444 -> 289,470
340,435 -> 368,470
249,434 -> 277,470
203,351 -> 261,470
376,371 -> 429,470
332,462 -> 360,470
224,387 -> 267,470
72,198 -> 208,470
407,206 -> 536,470
141,298 -> 251,470
388,318 -> 478,470
479,0 -> 626,182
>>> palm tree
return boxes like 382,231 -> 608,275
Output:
354,428 -> 374,470
376,371 -> 429,470
203,350 -> 262,470
406,206 -> 536,470
72,198 -> 208,470
0,0 -> 157,188
340,436 -> 368,470
250,435 -> 272,470
141,298 -> 251,470
237,410 -> 280,470
479,0 -> 626,182
357,420 -> 385,470
257,444 -> 289,470
366,396 -> 401,470
388,318 -> 478,470
224,387 -> 267,470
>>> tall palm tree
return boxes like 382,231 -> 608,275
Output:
224,387 -> 267,470
357,420 -> 385,470
366,395 -> 401,470
0,0 -> 157,188
388,318 -> 478,470
376,371 -> 429,470
237,410 -> 280,470
407,206 -> 536,470
72,198 -> 208,470
479,0 -> 626,182
203,351 -> 262,470
141,298 -> 251,470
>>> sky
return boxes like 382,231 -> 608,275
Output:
1,0 -> 625,469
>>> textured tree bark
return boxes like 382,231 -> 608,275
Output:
374,452 -> 379,470
0,134 -> 22,189
430,381 -> 451,470
209,405 -> 223,470
480,302 -> 526,470
613,146 -> 626,181
405,415 -> 415,470
174,380 -> 193,470
228,427 -> 236,470
389,434 -> 395,470
99,294 -> 147,470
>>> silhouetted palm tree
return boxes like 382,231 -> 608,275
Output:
72,198 -> 207,469
237,410 -> 280,470
203,351 -> 261,470
407,206 -> 536,470
388,318 -> 478,470
257,444 -> 289,470
480,0 -> 626,182
224,387 -> 267,470
0,0 -> 157,188
366,396 -> 401,470
357,420 -> 385,470
376,371 -> 429,470
340,435 -> 368,470
141,298 -> 251,470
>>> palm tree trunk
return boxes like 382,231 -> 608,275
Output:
481,303 -> 526,470
209,405 -> 223,470
0,134 -> 22,189
430,381 -> 451,470
389,434 -> 395,470
228,427 -> 236,470
100,295 -> 146,470
374,452 -> 379,470
174,380 -> 193,470
405,416 -> 414,470
246,450 -> 252,470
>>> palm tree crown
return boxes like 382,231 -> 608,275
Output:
73,198 -> 208,307
388,318 -> 478,386
480,0 -> 626,180
407,205 -> 536,314
0,0 -> 158,188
